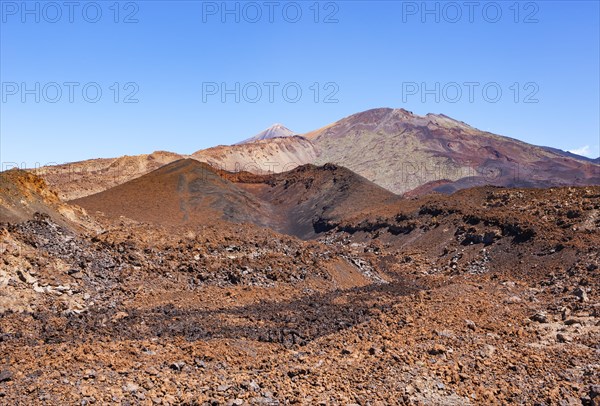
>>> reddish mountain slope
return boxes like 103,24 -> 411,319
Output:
34,109 -> 599,199
72,160 -> 399,239
304,108 -> 600,195
235,164 -> 400,239
72,159 -> 275,229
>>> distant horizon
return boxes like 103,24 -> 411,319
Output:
2,106 -> 598,170
2,1 -> 599,165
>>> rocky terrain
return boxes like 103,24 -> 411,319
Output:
192,137 -> 317,175
305,108 -> 600,195
72,160 -> 399,240
34,151 -> 186,201
0,169 -> 96,230
31,108 -> 600,201
1,164 -> 599,405
35,137 -> 317,202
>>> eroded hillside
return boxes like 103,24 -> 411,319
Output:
0,166 -> 598,404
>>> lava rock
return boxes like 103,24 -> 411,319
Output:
557,333 -> 573,343
573,287 -> 589,302
531,312 -> 548,323
0,370 -> 12,383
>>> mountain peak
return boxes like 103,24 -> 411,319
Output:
236,123 -> 296,145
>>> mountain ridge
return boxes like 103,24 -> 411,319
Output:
71,159 -> 398,239
31,108 -> 600,199
305,108 -> 600,194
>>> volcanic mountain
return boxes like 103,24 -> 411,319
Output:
236,123 -> 296,144
235,163 -> 400,239
34,108 -> 599,199
35,151 -> 185,201
71,159 -> 274,229
37,137 -> 316,201
72,160 -> 398,239
304,108 -> 600,194
192,136 -> 316,174
3,147 -> 600,406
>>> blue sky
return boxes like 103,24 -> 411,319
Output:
1,0 -> 599,167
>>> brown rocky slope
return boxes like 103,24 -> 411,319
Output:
34,151 -> 185,201
0,169 -> 95,229
305,108 -> 600,195
72,160 -> 399,239
33,108 -> 600,200
0,162 -> 598,404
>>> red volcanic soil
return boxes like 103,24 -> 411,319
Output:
72,160 -> 400,239
72,159 -> 275,230
0,161 -> 599,404
0,170 -> 60,223
235,163 -> 400,239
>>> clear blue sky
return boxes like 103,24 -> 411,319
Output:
1,0 -> 599,167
